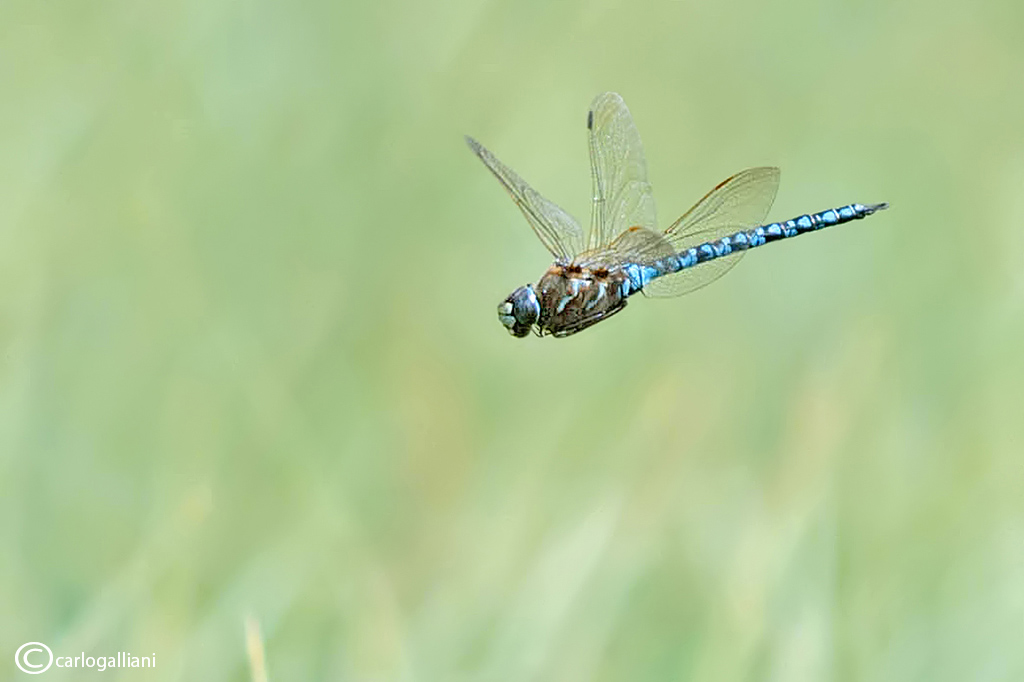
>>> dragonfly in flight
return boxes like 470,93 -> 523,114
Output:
466,92 -> 887,338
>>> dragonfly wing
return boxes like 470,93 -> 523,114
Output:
587,93 -> 657,251
576,226 -> 675,269
582,224 -> 746,298
466,136 -> 585,261
644,224 -> 747,297
645,167 -> 780,298
666,167 -> 779,243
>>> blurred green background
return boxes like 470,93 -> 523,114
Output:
2,0 -> 1022,679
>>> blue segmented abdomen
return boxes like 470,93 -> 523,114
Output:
623,202 -> 887,294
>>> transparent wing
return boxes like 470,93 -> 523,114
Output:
645,167 -> 780,298
587,93 -> 657,251
466,136 -> 585,261
575,226 -> 675,269
666,167 -> 779,244
644,224 -> 747,297
577,224 -> 743,299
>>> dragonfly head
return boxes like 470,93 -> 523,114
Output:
498,285 -> 540,338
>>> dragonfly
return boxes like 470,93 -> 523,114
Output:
466,92 -> 887,338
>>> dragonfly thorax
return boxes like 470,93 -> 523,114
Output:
498,285 -> 540,337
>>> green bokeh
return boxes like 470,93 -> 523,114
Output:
2,0 -> 1022,680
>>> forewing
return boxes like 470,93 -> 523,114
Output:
466,136 -> 585,261
587,93 -> 657,251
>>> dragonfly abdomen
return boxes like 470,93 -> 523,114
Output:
647,203 -> 888,284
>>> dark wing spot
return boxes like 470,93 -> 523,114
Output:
587,110 -> 594,130
566,264 -> 582,274
593,267 -> 609,278
713,175 -> 733,192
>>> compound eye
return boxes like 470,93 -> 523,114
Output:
511,290 -> 539,326
498,286 -> 538,338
